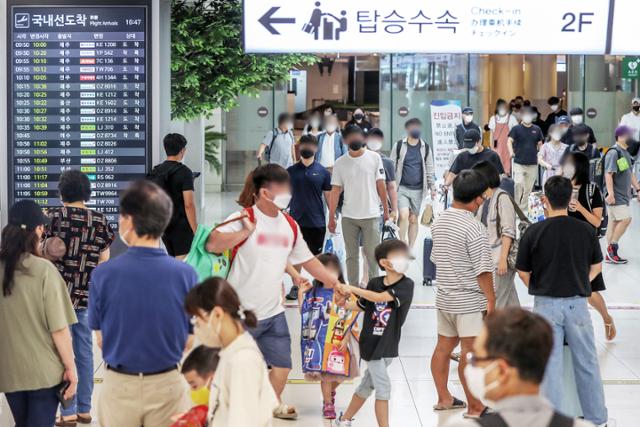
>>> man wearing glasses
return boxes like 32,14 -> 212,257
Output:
445,308 -> 593,427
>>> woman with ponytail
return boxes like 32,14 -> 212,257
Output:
0,200 -> 78,426
185,277 -> 278,426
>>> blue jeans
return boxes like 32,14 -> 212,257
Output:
61,309 -> 94,416
6,385 -> 59,427
534,296 -> 608,425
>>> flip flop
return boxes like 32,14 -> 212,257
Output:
433,397 -> 467,411
462,407 -> 493,419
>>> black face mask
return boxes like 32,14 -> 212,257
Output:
353,113 -> 364,121
300,148 -> 315,159
633,106 -> 640,112
349,140 -> 365,151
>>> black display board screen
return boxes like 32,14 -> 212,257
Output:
8,2 -> 151,227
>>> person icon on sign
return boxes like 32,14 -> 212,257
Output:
302,1 -> 323,40
302,2 -> 347,41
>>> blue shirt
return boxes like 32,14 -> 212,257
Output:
288,161 -> 332,228
399,142 -> 424,189
88,247 -> 198,373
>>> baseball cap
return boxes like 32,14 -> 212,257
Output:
632,97 -> 640,105
555,115 -> 570,125
8,200 -> 50,231
462,129 -> 482,148
462,107 -> 473,114
569,107 -> 584,116
615,125 -> 633,139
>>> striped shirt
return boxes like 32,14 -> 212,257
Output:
431,208 -> 495,314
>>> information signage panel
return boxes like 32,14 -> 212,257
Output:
244,0 -> 611,54
7,2 -> 151,227
610,0 -> 638,55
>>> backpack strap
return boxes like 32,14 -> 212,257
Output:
283,212 -> 299,245
268,128 -> 278,153
495,191 -> 529,236
395,138 -> 430,162
395,139 -> 403,160
474,413 -> 509,427
586,183 -> 595,212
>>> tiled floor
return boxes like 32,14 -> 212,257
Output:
2,194 -> 639,426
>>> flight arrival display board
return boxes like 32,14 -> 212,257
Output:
8,4 -> 150,227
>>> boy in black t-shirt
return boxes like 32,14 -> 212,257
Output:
335,240 -> 414,427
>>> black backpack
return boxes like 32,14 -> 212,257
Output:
146,163 -> 183,193
475,411 -> 574,427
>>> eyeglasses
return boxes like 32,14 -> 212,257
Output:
466,352 -> 496,367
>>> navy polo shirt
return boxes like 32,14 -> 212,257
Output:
288,161 -> 332,228
89,247 -> 198,373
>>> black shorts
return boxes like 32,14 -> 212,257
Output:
300,226 -> 326,256
162,226 -> 194,257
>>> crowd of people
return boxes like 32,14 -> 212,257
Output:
0,100 -> 638,427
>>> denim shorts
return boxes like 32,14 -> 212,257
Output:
355,358 -> 394,401
248,312 -> 292,369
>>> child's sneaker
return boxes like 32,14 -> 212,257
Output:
335,414 -> 352,426
606,245 -> 627,264
322,402 -> 336,419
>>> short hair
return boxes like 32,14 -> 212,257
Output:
566,151 -> 590,186
277,112 -> 291,125
452,170 -> 488,204
548,96 -> 560,105
572,124 -> 590,136
367,128 -> 384,139
163,133 -> 187,156
404,118 -> 422,128
252,164 -> 290,194
58,169 -> 92,203
472,161 -> 501,189
120,180 -> 173,238
181,345 -> 220,377
521,106 -> 534,115
299,134 -> 318,146
374,239 -> 410,270
342,124 -> 364,140
484,308 -> 553,384
544,176 -> 573,210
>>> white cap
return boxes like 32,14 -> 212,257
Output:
632,97 -> 640,105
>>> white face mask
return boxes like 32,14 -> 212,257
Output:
286,122 -> 294,131
119,227 -> 132,247
367,139 -> 383,152
389,257 -> 410,274
194,312 -> 223,348
468,146 -> 479,155
550,131 -> 563,141
571,115 -> 583,125
550,104 -> 559,112
497,108 -> 507,116
272,193 -> 292,210
463,114 -> 473,124
325,124 -> 337,133
563,164 -> 575,179
463,362 -> 500,406
522,115 -> 533,124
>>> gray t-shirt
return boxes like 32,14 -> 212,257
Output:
604,144 -> 633,205
399,142 -> 423,190
262,129 -> 294,168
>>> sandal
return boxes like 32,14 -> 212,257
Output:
273,403 -> 298,420
55,417 -> 77,427
605,318 -> 617,341
462,407 -> 492,419
450,352 -> 461,363
433,397 -> 467,411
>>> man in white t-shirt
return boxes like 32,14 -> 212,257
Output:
619,97 -> 640,141
328,125 -> 389,286
207,164 -> 342,420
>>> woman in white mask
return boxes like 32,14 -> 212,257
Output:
537,124 -> 569,187
185,278 -> 279,427
489,99 -> 519,176
451,308 -> 593,427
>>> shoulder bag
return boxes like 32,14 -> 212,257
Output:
495,192 -> 531,270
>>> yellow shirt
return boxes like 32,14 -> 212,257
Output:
0,254 -> 77,392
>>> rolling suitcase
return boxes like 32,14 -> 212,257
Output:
423,237 -> 436,286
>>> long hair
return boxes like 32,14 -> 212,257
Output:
1,225 -> 40,296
